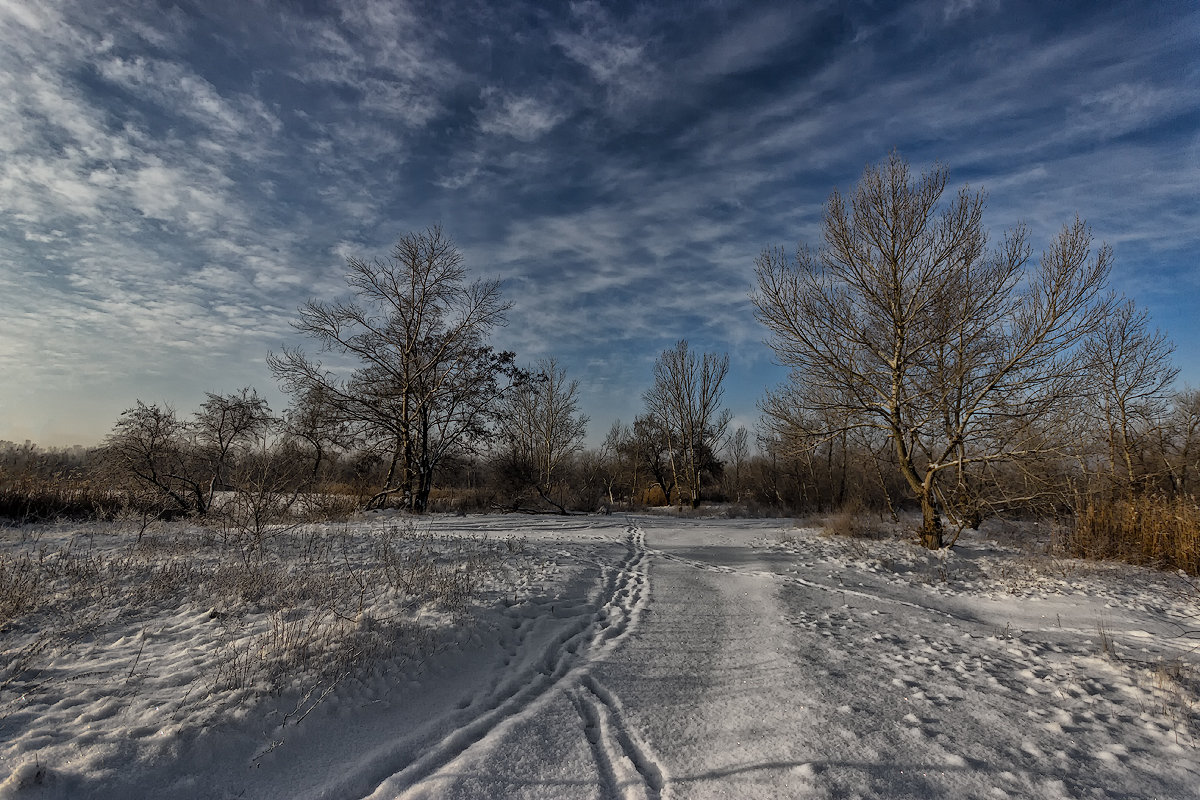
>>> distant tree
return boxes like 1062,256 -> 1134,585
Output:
628,417 -> 676,503
281,384 -> 354,478
643,340 -> 731,508
758,385 -> 857,512
596,420 -> 632,508
754,153 -> 1114,547
193,387 -> 274,506
1161,388 -> 1200,495
100,401 -> 207,516
1082,299 -> 1178,493
725,426 -> 751,502
494,358 -> 588,514
269,226 -> 514,512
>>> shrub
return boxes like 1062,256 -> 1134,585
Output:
822,498 -> 888,539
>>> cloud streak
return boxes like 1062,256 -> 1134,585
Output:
1,0 -> 1197,445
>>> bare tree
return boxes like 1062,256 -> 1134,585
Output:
758,384 -> 859,512
494,358 -> 589,514
1162,388 -> 1200,495
754,153 -> 1114,548
193,387 -> 274,507
597,420 -> 632,508
725,426 -> 751,502
1082,299 -> 1178,493
643,340 -> 732,508
629,414 -> 677,505
100,402 -> 208,517
282,384 -> 354,479
269,226 -> 514,512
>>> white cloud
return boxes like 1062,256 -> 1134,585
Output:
284,0 -> 459,128
552,3 -> 665,120
97,55 -> 282,141
477,90 -> 565,141
689,5 -> 807,82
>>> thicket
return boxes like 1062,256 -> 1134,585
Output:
1068,494 -> 1200,575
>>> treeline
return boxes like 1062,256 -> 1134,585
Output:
3,157 -> 1198,573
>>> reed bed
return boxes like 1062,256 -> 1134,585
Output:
1067,493 -> 1200,575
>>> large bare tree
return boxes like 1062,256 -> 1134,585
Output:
753,153 -> 1114,547
643,340 -> 731,508
269,226 -> 513,512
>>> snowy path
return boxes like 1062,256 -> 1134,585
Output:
344,518 -> 1199,800
3,515 -> 1198,799
357,525 -> 656,800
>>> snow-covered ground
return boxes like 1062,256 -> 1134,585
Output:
2,514 -> 1198,799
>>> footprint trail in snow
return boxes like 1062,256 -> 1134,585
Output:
365,525 -> 664,800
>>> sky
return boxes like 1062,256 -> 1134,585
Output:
1,0 -> 1198,449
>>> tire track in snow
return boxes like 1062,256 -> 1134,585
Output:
361,525 -> 652,799
568,673 -> 667,800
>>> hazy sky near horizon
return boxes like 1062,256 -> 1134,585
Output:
1,0 -> 1198,448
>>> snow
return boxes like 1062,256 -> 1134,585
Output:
2,514 -> 1198,798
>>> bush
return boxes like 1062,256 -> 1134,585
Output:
425,488 -> 494,514
820,498 -> 891,539
1067,494 -> 1200,575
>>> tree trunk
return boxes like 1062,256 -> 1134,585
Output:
414,459 -> 433,513
920,489 -> 943,549
535,483 -> 569,516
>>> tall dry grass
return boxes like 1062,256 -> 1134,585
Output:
1067,494 -> 1200,575
1,520 -> 528,709
0,475 -> 123,523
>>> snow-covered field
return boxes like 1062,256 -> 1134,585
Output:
2,513 -> 1198,799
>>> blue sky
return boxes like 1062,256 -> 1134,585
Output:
1,0 -> 1197,448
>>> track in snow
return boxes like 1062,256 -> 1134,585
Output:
362,525 -> 661,799
569,673 -> 667,800
649,544 -> 976,624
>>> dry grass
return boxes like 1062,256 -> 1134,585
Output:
0,476 -> 123,524
298,491 -> 362,521
822,499 -> 891,540
1067,494 -> 1200,575
1,520 -> 528,715
1153,658 -> 1199,742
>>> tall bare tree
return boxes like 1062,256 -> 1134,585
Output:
494,358 -> 588,514
1083,299 -> 1178,493
193,387 -> 274,507
643,340 -> 732,508
269,226 -> 513,511
754,153 -> 1114,547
